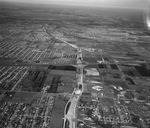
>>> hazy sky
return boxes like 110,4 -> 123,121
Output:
0,0 -> 148,8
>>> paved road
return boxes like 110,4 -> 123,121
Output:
55,37 -> 86,128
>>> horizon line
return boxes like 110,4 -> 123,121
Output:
0,0 -> 145,10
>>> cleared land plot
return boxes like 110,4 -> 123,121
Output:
4,91 -> 38,103
50,70 -> 76,77
83,57 -> 97,63
45,72 -> 75,93
49,98 -> 67,128
48,65 -> 76,71
57,76 -> 75,93
49,76 -> 60,93
57,83 -> 74,93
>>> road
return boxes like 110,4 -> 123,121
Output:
55,37 -> 86,128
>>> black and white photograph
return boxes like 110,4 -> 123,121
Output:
0,0 -> 150,128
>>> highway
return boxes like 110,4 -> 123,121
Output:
55,37 -> 86,128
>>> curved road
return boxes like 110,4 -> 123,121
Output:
55,37 -> 87,128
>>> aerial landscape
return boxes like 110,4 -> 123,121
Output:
0,0 -> 150,128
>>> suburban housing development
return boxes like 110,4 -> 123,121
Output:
0,1 -> 150,128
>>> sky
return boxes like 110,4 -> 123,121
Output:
0,0 -> 148,9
